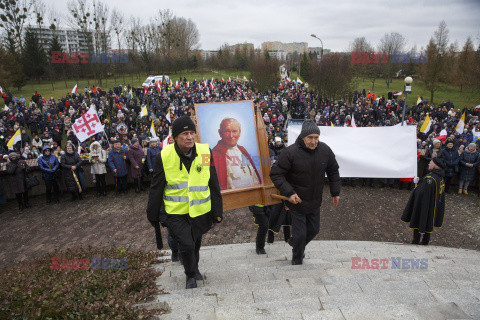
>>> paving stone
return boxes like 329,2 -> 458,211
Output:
148,241 -> 480,320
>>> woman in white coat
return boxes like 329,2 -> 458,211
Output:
90,141 -> 108,197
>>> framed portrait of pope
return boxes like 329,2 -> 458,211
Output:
195,101 -> 263,191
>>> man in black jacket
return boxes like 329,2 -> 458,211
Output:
270,120 -> 341,265
146,116 -> 223,289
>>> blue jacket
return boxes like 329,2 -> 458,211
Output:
108,148 -> 129,177
146,146 -> 162,170
459,150 -> 480,181
38,153 -> 60,180
442,147 -> 460,177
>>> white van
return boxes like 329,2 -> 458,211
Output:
142,75 -> 170,87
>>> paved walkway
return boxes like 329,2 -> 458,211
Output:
143,241 -> 480,320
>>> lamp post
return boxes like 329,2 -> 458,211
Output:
402,76 -> 413,126
310,34 -> 323,60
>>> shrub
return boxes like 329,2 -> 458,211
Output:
0,246 -> 167,319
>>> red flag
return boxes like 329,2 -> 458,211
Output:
438,129 -> 448,141
393,92 -> 402,96
144,86 -> 149,94
71,84 -> 77,94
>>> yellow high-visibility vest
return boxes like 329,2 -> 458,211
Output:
161,143 -> 211,217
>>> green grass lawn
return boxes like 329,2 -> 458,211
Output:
353,77 -> 480,108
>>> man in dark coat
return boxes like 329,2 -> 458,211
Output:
128,137 -> 145,193
37,146 -> 60,204
108,140 -> 129,194
401,157 -> 446,245
146,116 -> 223,289
6,152 -> 30,210
270,119 -> 341,265
61,144 -> 83,201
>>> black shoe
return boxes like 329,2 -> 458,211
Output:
54,199 -> 59,204
256,248 -> 266,255
103,191 -> 107,197
78,194 -> 83,200
411,240 -> 420,245
171,250 -> 179,262
186,277 -> 197,289
292,259 -> 303,265
195,269 -> 204,281
46,200 -> 52,205
24,202 -> 31,209
135,186 -> 140,193
267,232 -> 274,244
96,192 -> 101,198
123,190 -> 128,195
18,203 -> 24,211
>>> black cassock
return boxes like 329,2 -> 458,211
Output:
401,170 -> 445,234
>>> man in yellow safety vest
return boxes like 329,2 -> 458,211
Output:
147,116 -> 223,289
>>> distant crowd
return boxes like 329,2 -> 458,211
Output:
1,76 -> 479,209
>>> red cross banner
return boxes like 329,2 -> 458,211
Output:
72,108 -> 104,142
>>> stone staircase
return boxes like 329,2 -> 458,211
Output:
142,241 -> 480,320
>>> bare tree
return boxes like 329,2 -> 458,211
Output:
0,0 -> 34,53
110,8 -> 124,50
378,32 -> 406,88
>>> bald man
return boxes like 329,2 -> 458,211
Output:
212,118 -> 261,190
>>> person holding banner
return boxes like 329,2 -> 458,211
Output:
146,116 -> 223,289
60,143 -> 83,201
270,120 -> 341,265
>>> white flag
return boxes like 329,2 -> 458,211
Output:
455,112 -> 465,134
77,141 -> 82,155
71,84 -> 78,94
351,114 -> 356,127
72,107 -> 104,142
162,128 -> 172,148
150,120 -> 157,138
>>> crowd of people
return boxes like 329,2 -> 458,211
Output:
1,76 -> 479,209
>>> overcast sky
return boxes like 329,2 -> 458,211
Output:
45,0 -> 479,51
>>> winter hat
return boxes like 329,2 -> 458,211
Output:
468,142 -> 476,149
299,119 -> 320,139
432,157 -> 445,169
275,137 -> 282,143
432,139 -> 441,146
131,137 -> 139,144
8,152 -> 18,159
172,116 -> 196,138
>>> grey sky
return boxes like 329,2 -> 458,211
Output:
46,0 -> 479,51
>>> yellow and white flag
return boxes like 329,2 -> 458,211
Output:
7,128 -> 21,149
416,97 -> 422,105
139,105 -> 148,118
455,112 -> 465,134
150,120 -> 157,138
420,114 -> 431,133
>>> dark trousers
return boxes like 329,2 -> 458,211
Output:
255,213 -> 269,250
445,176 -> 453,193
167,215 -> 202,278
15,191 -> 29,205
95,174 -> 106,194
45,179 -> 60,202
115,175 -> 127,193
290,208 -> 320,263
167,228 -> 179,252
412,229 -> 431,245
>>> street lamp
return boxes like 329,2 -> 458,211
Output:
310,34 -> 323,60
402,76 -> 413,126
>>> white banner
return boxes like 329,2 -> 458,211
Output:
288,125 -> 417,178
72,108 -> 104,142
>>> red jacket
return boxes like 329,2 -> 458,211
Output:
212,142 -> 261,190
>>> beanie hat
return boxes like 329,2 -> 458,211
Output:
299,119 -> 320,139
432,157 -> 445,169
131,137 -> 138,144
468,142 -> 476,149
172,116 -> 196,138
275,137 -> 282,143
8,152 -> 18,159
432,139 -> 441,145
